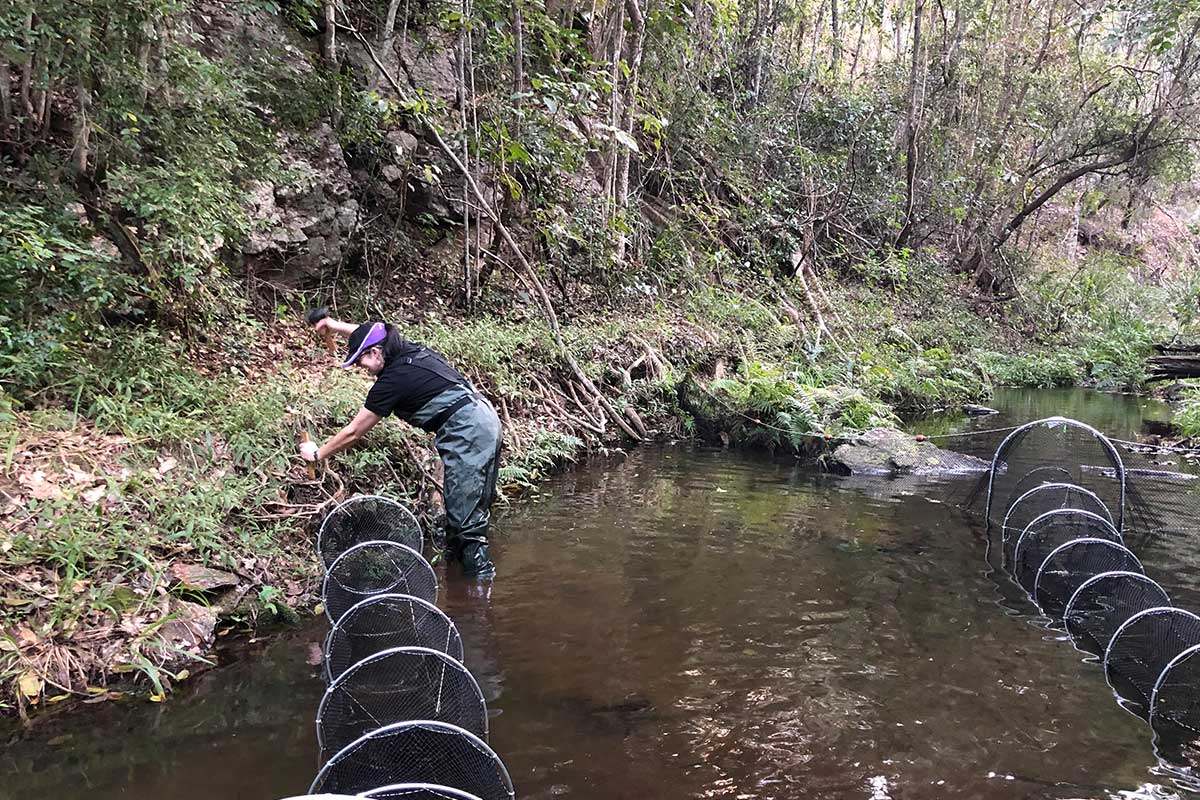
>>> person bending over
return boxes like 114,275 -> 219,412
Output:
300,315 -> 501,577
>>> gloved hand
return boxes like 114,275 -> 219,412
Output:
299,441 -> 320,462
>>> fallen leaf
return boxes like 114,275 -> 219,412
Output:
157,457 -> 178,474
148,693 -> 165,703
174,669 -> 190,681
0,639 -> 16,652
2,596 -> 32,606
81,486 -> 106,504
20,470 -> 62,500
16,626 -> 38,646
67,468 -> 97,485
18,671 -> 43,698
45,694 -> 71,704
306,642 -> 324,666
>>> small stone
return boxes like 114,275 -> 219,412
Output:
170,563 -> 239,591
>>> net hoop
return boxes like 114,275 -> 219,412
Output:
1105,606 -> 1200,706
317,495 -> 423,567
321,540 -> 437,624
1002,482 -> 1113,543
361,784 -> 485,800
1063,570 -> 1170,656
1150,643 -> 1200,737
983,417 -> 1126,532
316,645 -> 489,755
309,720 -> 514,798
1031,537 -> 1142,616
323,594 -> 464,683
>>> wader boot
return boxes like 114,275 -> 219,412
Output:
410,385 -> 503,578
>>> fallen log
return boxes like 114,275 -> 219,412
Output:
1148,354 -> 1200,381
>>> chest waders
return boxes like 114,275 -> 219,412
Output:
403,350 -> 502,577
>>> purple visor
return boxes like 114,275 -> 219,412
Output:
342,322 -> 387,368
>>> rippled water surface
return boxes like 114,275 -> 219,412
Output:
4,389 -> 1199,800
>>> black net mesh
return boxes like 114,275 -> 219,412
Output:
1010,512 -> 1123,594
362,785 -> 483,800
1001,483 -> 1113,554
323,542 -> 438,624
1064,571 -> 1171,658
1151,643 -> 1200,750
1122,458 -> 1200,543
325,594 -> 464,684
1031,538 -> 1143,619
318,496 -> 423,567
1105,607 -> 1200,709
317,646 -> 488,760
1006,466 -> 1075,505
309,720 -> 514,799
983,418 -> 1125,532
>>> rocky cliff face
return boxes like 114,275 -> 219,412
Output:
188,3 -> 488,285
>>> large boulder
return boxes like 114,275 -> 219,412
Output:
828,428 -> 989,476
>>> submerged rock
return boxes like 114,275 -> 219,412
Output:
963,403 -> 999,416
829,428 -> 990,476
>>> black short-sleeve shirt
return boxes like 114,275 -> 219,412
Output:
363,341 -> 462,420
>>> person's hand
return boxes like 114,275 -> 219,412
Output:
313,317 -> 331,333
299,441 -> 320,462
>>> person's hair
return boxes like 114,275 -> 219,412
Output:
379,324 -> 408,365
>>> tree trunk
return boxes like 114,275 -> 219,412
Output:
848,0 -> 868,80
73,72 -> 91,173
18,12 -> 34,135
0,62 -> 12,135
381,0 -> 404,47
615,0 -> 645,264
894,0 -> 925,248
511,0 -> 524,95
829,0 -> 841,76
323,1 -> 341,126
603,1 -> 625,212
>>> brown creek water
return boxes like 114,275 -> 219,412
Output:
4,388 -> 1200,800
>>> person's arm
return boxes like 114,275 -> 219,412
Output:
314,316 -> 359,339
300,407 -> 382,461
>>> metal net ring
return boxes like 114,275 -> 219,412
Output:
317,646 -> 488,760
1064,571 -> 1170,657
1011,510 -> 1122,594
309,720 -> 514,799
984,417 -> 1126,531
1151,643 -> 1200,754
317,495 -> 423,567
1000,481 -> 1113,565
322,541 -> 437,624
1105,607 -> 1200,710
324,594 -> 464,684
361,786 -> 484,800
1031,538 -> 1142,619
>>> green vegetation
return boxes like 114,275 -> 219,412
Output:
1174,389 -> 1200,439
